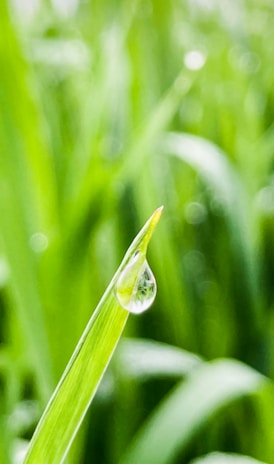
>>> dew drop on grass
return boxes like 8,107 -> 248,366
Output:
115,254 -> 157,314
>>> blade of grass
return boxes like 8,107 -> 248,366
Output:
120,359 -> 266,464
163,132 -> 261,365
0,1 -> 57,401
163,132 -> 243,214
115,338 -> 202,381
190,452 -> 266,464
24,206 -> 163,464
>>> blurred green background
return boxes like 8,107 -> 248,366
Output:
1,0 -> 274,462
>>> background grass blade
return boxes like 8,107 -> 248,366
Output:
162,132 -> 261,367
164,133 -> 241,211
115,338 -> 202,381
190,452 -> 266,464
0,0 -> 57,402
120,359 -> 266,464
23,207 -> 162,464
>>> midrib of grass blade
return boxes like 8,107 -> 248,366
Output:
24,207 -> 163,464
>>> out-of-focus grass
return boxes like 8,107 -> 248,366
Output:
0,0 -> 274,463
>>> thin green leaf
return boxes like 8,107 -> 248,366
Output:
162,132 -> 252,256
24,207 -> 163,464
190,452 -> 266,464
0,1 -> 56,401
164,132 -> 241,211
120,359 -> 266,464
162,132 -> 261,360
115,338 -> 202,381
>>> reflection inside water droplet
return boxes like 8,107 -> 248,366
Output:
115,255 -> 157,314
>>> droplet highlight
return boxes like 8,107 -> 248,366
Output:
115,254 -> 157,314
29,232 -> 49,253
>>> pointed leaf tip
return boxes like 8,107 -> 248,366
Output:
154,205 -> 164,221
141,206 -> 164,250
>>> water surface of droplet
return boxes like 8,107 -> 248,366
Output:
115,255 -> 157,314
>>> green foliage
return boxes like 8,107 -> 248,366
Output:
0,0 -> 274,463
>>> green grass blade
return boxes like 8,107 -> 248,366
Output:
115,338 -> 202,381
163,132 -> 244,216
120,359 -> 266,464
0,0 -> 57,401
24,207 -> 163,464
162,132 -> 261,362
190,452 -> 266,464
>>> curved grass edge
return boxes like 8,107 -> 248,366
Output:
190,451 -> 266,464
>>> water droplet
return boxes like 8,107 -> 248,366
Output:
115,254 -> 157,314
